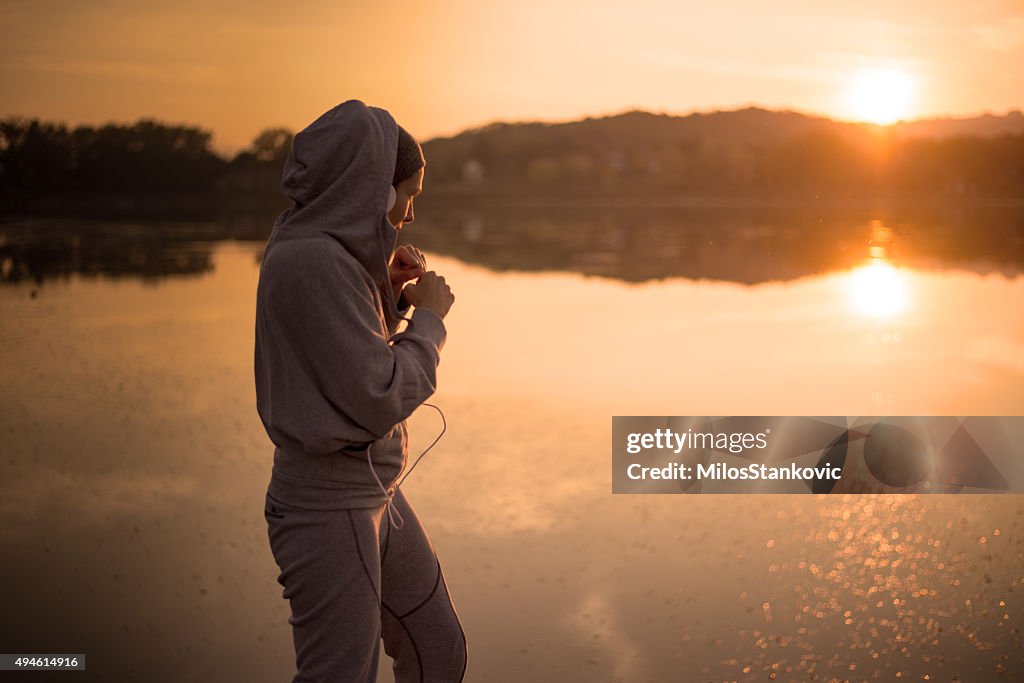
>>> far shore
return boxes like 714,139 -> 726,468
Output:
2,189 -> 1023,225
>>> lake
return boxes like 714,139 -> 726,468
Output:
1,208 -> 1022,682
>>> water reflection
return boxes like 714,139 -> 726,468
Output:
0,219 -> 218,285
845,259 -> 910,317
2,203 -> 1023,286
408,202 -> 1024,283
0,217 -> 277,286
1,244 -> 1022,682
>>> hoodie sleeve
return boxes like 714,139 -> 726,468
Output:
261,241 -> 446,449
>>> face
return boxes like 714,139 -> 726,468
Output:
387,166 -> 424,230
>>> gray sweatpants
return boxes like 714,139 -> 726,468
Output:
264,487 -> 468,682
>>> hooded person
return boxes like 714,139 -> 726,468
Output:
255,100 -> 446,511
256,100 -> 467,683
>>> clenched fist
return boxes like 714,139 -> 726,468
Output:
402,271 -> 455,319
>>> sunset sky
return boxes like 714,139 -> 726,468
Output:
2,0 -> 1022,157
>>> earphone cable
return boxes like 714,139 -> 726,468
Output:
366,401 -> 447,530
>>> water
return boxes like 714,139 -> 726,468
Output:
1,212 -> 1022,681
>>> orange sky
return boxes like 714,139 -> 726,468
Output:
2,0 -> 1022,157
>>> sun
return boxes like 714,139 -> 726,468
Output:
845,67 -> 915,125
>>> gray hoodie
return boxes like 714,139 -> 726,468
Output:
254,100 -> 446,509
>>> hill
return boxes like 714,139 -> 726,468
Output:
419,107 -> 1024,199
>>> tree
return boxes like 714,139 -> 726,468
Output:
249,127 -> 293,162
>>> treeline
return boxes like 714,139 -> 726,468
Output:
0,118 -> 291,195
2,112 -> 1023,207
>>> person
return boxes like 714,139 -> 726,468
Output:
254,99 -> 466,682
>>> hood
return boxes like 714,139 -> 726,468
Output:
269,99 -> 403,320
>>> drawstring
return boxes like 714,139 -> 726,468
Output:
366,402 -> 447,530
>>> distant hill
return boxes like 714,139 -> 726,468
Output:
425,106 -> 1024,150
417,107 -> 1024,200
891,110 -> 1024,139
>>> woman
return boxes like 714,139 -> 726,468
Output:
255,100 -> 466,682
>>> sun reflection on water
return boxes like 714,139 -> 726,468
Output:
846,259 -> 910,317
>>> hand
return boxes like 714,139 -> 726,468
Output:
403,271 -> 455,319
388,245 -> 426,291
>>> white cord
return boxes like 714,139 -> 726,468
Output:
366,402 -> 447,530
